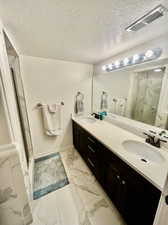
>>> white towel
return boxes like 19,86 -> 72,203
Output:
41,104 -> 62,136
111,98 -> 117,114
48,104 -> 57,113
100,92 -> 108,110
117,98 -> 126,116
75,94 -> 84,115
111,98 -> 126,116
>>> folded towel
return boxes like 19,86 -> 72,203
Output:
111,98 -> 126,116
75,92 -> 84,115
41,104 -> 62,136
117,98 -> 126,116
100,92 -> 108,110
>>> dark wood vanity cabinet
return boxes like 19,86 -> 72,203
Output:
73,121 -> 104,182
72,121 -> 161,225
103,150 -> 161,225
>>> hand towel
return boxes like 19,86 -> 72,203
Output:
75,93 -> 84,115
100,92 -> 108,110
41,104 -> 63,136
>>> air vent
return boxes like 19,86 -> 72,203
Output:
126,4 -> 168,32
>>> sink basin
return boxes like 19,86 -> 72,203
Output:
80,117 -> 97,123
122,140 -> 165,164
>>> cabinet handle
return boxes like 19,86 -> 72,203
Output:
122,180 -> 126,185
87,158 -> 95,168
88,145 -> 95,153
88,137 -> 95,144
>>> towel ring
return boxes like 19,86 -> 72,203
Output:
76,91 -> 84,100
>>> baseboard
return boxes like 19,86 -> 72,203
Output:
34,145 -> 74,159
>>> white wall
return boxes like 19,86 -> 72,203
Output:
93,70 -> 131,112
20,55 -> 93,157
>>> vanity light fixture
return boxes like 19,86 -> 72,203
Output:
102,48 -> 162,72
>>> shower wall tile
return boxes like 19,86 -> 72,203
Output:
0,149 -> 32,225
155,112 -> 168,129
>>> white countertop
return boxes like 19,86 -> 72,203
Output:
72,116 -> 168,191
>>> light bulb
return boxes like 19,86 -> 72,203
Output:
108,64 -> 114,70
123,57 -> 129,65
102,65 -> 107,71
133,54 -> 140,63
145,50 -> 154,58
115,61 -> 120,68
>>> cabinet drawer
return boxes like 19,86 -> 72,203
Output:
86,156 -> 100,178
87,135 -> 98,150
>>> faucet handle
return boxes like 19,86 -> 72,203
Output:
163,135 -> 168,139
159,130 -> 167,136
160,139 -> 167,143
149,130 -> 157,135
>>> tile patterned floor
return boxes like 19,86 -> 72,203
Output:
30,148 -> 126,225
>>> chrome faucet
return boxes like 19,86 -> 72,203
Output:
143,130 -> 168,148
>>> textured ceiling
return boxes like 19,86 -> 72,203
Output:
0,0 -> 168,64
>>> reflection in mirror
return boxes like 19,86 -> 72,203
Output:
93,63 -> 168,129
128,67 -> 165,125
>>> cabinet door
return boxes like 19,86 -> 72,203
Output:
104,162 -> 122,209
122,168 -> 161,225
73,121 -> 87,158
72,121 -> 79,150
79,127 -> 87,159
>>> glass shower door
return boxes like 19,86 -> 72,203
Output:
133,69 -> 164,126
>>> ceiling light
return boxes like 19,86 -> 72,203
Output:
125,4 -> 168,32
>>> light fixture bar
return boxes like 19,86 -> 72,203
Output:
125,4 -> 168,32
102,48 -> 162,73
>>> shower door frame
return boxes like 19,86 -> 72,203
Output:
0,26 -> 33,171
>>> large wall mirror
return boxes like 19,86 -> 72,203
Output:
93,59 -> 168,130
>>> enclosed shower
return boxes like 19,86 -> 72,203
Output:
132,68 -> 165,126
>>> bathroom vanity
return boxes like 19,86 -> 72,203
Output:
72,117 -> 168,225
